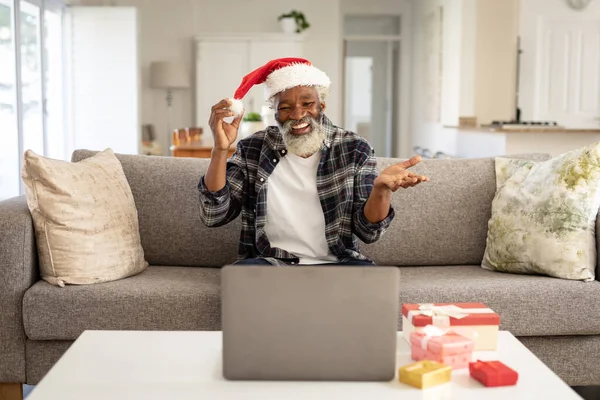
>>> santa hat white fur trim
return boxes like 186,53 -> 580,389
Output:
264,63 -> 331,101
228,99 -> 244,116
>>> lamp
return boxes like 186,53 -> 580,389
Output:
149,61 -> 190,140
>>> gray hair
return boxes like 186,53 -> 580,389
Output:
266,85 -> 329,109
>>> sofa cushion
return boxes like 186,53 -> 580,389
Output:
24,265 -> 599,340
397,266 -> 600,336
23,266 -> 220,340
482,145 -> 600,281
22,149 -> 148,286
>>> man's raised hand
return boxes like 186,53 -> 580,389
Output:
374,155 -> 430,192
209,99 -> 244,151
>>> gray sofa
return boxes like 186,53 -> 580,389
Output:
1,149 -> 600,392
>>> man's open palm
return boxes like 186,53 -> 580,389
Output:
374,155 -> 430,192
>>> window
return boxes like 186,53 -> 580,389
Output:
0,0 -> 19,200
0,0 -> 64,201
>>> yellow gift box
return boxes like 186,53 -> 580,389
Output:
398,360 -> 452,389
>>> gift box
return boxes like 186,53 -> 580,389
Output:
469,360 -> 518,387
410,327 -> 475,369
398,360 -> 452,389
402,303 -> 500,350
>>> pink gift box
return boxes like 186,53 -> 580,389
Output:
410,328 -> 475,369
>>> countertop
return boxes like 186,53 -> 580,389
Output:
444,125 -> 600,134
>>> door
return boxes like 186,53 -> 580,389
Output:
534,18 -> 600,128
344,40 -> 397,157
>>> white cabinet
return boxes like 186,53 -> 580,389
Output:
195,33 -> 304,131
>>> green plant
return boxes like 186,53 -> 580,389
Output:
243,112 -> 262,122
277,10 -> 310,33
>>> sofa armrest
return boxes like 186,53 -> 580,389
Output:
0,196 -> 38,383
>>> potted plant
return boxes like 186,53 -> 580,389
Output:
277,10 -> 310,34
240,112 -> 265,138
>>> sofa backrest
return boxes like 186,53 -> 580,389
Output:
359,155 -> 550,265
72,150 -> 549,267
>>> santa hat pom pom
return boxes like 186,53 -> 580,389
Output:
228,99 -> 244,116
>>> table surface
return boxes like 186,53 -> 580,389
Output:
28,331 -> 582,400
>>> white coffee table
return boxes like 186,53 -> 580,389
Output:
28,330 -> 582,400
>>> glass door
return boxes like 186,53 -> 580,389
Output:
20,0 -> 44,156
0,0 -> 20,200
0,0 -> 64,200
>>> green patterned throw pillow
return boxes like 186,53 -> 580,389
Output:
482,142 -> 600,281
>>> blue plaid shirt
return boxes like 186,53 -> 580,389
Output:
198,114 -> 395,265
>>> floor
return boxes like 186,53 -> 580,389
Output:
22,384 -> 600,398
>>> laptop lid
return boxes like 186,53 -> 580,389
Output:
221,265 -> 400,381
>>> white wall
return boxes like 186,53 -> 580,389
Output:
474,0 -> 519,125
342,0 -> 405,14
69,0 -> 342,154
459,0 -> 476,118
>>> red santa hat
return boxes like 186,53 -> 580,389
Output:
228,57 -> 331,116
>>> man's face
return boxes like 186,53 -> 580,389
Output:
274,86 -> 327,157
274,86 -> 325,134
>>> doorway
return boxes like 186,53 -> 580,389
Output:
343,15 -> 401,158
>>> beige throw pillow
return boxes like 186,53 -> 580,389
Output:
21,148 -> 148,287
482,142 -> 600,281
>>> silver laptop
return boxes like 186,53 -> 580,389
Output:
221,265 -> 400,381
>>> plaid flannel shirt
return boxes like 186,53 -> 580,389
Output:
198,114 -> 395,265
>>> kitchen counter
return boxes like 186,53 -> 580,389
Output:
444,125 -> 600,134
443,125 -> 600,157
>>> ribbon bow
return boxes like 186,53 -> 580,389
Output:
418,325 -> 449,350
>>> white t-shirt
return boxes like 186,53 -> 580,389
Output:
264,152 -> 339,265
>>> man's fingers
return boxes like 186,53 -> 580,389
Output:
229,109 -> 245,129
213,109 -> 236,125
377,171 -> 429,191
395,155 -> 422,170
214,109 -> 235,117
211,99 -> 231,111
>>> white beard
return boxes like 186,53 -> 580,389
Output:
279,116 -> 326,157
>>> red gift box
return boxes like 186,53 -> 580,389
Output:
469,360 -> 519,387
402,303 -> 500,327
402,303 -> 500,350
